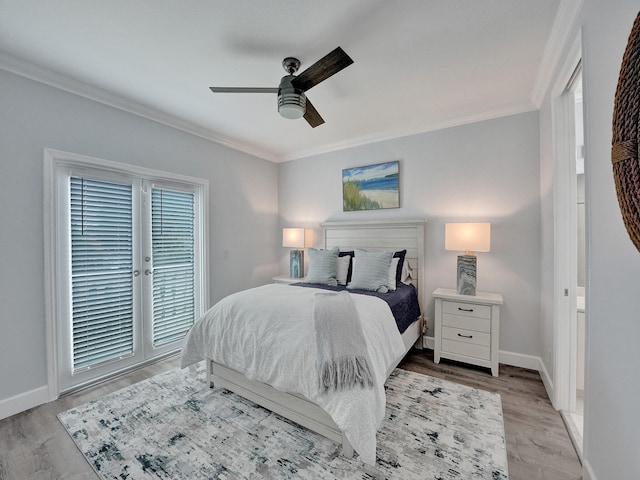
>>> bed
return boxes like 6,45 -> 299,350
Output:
180,219 -> 426,465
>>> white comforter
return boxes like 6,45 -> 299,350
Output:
180,283 -> 406,465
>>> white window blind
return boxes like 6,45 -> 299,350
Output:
70,177 -> 134,371
151,188 -> 195,346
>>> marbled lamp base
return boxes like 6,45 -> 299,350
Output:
457,255 -> 477,295
290,250 -> 304,278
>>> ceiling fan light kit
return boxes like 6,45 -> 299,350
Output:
209,47 -> 353,127
277,74 -> 306,120
278,94 -> 306,119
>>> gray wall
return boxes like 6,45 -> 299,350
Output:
0,70 -> 279,403
278,111 -> 542,358
581,1 -> 640,477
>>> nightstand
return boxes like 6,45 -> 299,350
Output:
433,288 -> 503,377
272,275 -> 303,284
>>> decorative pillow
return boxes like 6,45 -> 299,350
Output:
336,254 -> 351,286
304,247 -> 339,286
386,257 -> 400,291
347,249 -> 394,293
401,259 -> 413,285
393,250 -> 407,285
338,250 -> 354,283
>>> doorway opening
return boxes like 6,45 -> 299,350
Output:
553,60 -> 585,459
567,69 -> 585,454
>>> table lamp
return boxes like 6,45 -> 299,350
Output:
445,223 -> 491,295
283,227 -> 305,278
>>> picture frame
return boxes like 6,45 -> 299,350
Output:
342,160 -> 399,211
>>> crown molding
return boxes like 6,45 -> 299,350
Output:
278,101 -> 538,163
0,51 -> 277,162
530,0 -> 584,107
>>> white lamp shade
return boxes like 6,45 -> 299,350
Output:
282,227 -> 305,248
445,223 -> 491,253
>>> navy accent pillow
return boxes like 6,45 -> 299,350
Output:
393,250 -> 407,285
339,250 -> 355,283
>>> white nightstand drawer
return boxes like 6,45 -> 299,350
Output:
442,300 -> 491,319
442,313 -> 491,333
442,326 -> 490,346
441,338 -> 491,361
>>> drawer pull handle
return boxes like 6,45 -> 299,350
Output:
458,307 -> 474,312
458,333 -> 473,339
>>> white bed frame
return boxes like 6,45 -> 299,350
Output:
205,219 -> 426,457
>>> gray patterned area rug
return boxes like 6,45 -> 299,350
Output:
58,364 -> 508,479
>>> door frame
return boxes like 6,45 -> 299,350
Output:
551,33 -> 582,411
43,148 -> 209,399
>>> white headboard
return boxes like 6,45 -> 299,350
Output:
320,219 -> 426,313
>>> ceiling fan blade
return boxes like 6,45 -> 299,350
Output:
292,47 -> 354,92
304,98 -> 325,128
209,87 -> 279,93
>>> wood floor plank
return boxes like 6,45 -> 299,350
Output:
0,350 -> 582,479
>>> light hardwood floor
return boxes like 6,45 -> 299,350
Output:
0,350 -> 582,479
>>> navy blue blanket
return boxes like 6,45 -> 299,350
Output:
292,282 -> 421,334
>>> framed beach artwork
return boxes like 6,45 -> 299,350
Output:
342,160 -> 400,211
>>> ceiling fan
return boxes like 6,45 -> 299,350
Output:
209,47 -> 354,128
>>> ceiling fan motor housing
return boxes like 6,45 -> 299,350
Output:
278,75 -> 306,119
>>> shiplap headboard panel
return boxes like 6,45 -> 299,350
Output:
321,219 -> 426,313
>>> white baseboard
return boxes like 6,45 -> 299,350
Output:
498,350 -> 541,371
423,338 -> 543,371
0,385 -> 49,421
583,459 -> 596,480
537,357 -> 556,409
423,335 -> 434,350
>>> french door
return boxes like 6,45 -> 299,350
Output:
46,151 -> 207,393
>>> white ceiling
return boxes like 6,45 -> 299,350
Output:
0,0 -> 562,162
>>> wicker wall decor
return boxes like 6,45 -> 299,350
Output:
612,11 -> 640,252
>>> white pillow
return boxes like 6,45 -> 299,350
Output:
401,259 -> 413,285
336,254 -> 351,286
347,249 -> 394,293
386,257 -> 399,291
304,247 -> 339,286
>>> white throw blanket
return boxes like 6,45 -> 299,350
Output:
180,284 -> 406,465
313,291 -> 374,391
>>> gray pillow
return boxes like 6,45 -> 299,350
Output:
303,247 -> 339,286
347,249 -> 394,292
